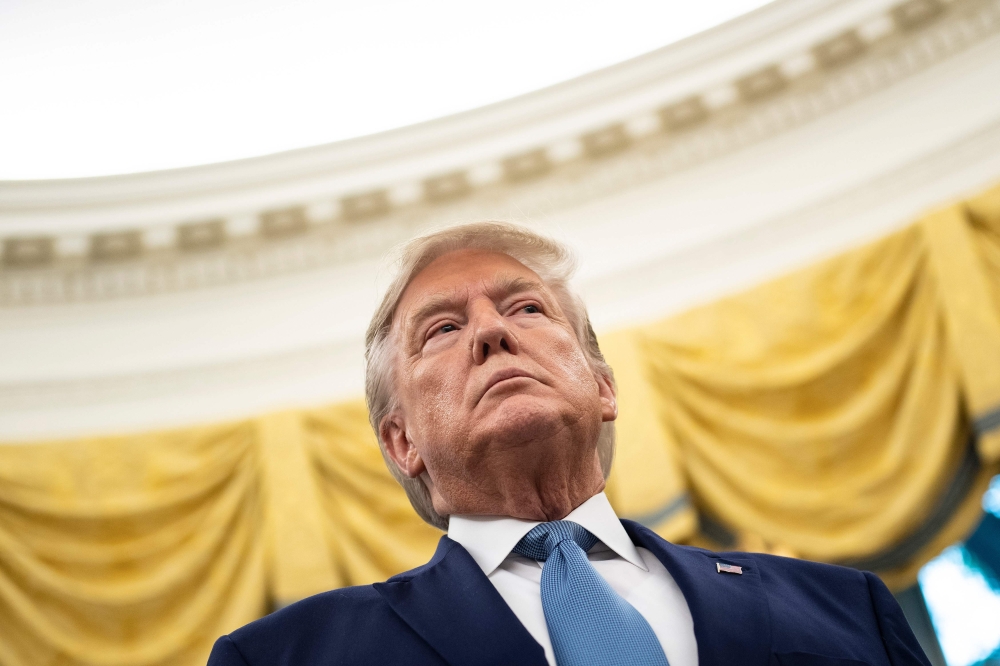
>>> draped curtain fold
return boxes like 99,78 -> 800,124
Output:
0,424 -> 267,666
303,401 -> 440,588
633,224 -> 995,587
971,190 -> 1000,310
1,183 -> 999,664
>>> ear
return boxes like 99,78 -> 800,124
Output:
380,412 -> 426,478
596,370 -> 618,423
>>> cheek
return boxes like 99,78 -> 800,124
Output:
516,327 -> 597,410
545,329 -> 598,385
403,356 -> 468,436
402,366 -> 475,477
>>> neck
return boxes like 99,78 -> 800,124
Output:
428,448 -> 606,522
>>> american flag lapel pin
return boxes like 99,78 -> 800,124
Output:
717,562 -> 743,575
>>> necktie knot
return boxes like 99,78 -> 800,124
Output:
509,519 -> 669,665
512,520 -> 599,562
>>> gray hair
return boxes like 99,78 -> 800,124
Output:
365,221 -> 616,530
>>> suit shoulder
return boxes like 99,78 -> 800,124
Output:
626,520 -> 917,662
733,552 -> 908,612
640,535 -> 865,585
222,585 -> 394,665
625,520 -> 864,584
238,584 -> 384,634
726,549 -> 864,580
732,552 -> 894,660
711,549 -> 870,610
385,535 -> 455,583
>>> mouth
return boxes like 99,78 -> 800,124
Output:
480,367 -> 535,401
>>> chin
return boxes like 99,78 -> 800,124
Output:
475,394 -> 571,446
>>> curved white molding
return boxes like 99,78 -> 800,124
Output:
2,0 -> 994,307
1,0 -> 891,218
3,0 -> 1000,440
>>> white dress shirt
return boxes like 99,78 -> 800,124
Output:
448,492 -> 698,666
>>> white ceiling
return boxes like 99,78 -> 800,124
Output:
3,0 -> 1000,440
0,0 -> 771,179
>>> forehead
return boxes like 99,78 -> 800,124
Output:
395,249 -> 544,322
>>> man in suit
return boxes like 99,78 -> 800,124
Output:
209,222 -> 930,666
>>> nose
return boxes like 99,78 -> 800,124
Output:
470,303 -> 520,365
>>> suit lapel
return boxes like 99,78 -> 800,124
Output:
374,536 -> 547,666
623,520 -> 772,666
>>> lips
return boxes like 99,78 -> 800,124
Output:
479,367 -> 535,401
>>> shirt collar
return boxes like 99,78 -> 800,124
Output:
447,492 -> 648,575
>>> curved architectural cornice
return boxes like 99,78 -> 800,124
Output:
4,0 -> 1000,440
2,0 -> 993,306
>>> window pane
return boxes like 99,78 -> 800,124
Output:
919,475 -> 1000,666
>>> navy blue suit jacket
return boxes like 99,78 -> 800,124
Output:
208,520 -> 930,665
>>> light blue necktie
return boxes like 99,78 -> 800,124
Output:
513,520 -> 670,666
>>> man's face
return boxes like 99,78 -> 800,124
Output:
381,249 -> 615,516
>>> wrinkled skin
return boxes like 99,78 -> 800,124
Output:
381,249 -> 617,521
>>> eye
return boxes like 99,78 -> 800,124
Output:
435,323 -> 457,335
522,304 -> 540,314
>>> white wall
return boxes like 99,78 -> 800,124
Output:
2,0 -> 999,440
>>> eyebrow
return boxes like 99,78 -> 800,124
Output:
484,275 -> 547,304
408,292 -> 465,333
405,274 -> 549,336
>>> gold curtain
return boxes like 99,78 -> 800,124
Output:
1,184 -> 999,665
0,407 -> 441,666
630,223 -> 996,588
0,423 -> 267,666
303,402 -> 440,589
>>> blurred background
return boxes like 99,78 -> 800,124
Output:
2,0 -> 1000,664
